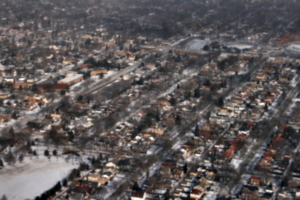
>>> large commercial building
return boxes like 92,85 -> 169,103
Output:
57,74 -> 83,85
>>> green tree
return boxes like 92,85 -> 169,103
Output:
183,163 -> 188,174
18,154 -> 24,163
169,97 -> 177,106
55,181 -> 62,191
206,111 -> 211,122
32,84 -> 38,92
62,179 -> 68,187
83,72 -> 91,79
0,159 -> 4,168
184,91 -> 191,100
264,104 -> 268,111
85,38 -> 91,46
132,182 -> 139,190
203,79 -> 211,87
164,189 -> 171,200
195,124 -> 199,133
11,111 -> 19,119
44,149 -> 49,156
8,127 -> 15,139
217,96 -> 224,107
203,45 -> 209,51
60,90 -> 66,96
194,88 -> 201,98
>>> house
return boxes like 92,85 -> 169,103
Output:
173,169 -> 184,179
102,171 -> 114,180
164,179 -> 177,191
90,69 -> 108,76
13,82 -> 31,89
57,74 -> 83,85
224,146 -> 236,160
146,63 -> 156,71
258,193 -> 272,200
173,190 -> 182,197
0,115 -> 11,125
180,144 -> 195,158
240,185 -> 259,200
140,45 -> 156,52
259,150 -> 275,166
51,112 -> 61,119
218,108 -> 230,116
0,93 -> 9,99
190,189 -> 204,200
160,162 -> 173,175
74,101 -> 90,109
76,180 -> 98,188
3,77 -> 14,83
206,169 -> 217,180
129,55 -> 136,61
74,180 -> 96,195
86,173 -> 108,186
151,128 -> 165,136
131,190 -> 146,200
38,83 -> 69,92
103,161 -> 119,174
249,176 -> 262,187
105,161 -> 119,169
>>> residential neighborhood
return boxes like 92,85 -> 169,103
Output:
0,0 -> 300,200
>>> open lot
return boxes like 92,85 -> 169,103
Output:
0,156 -> 76,200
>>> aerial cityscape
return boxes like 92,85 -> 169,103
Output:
0,0 -> 300,200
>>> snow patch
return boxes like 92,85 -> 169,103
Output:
287,44 -> 300,52
228,44 -> 253,50
0,156 -> 77,200
231,158 -> 242,169
184,39 -> 210,51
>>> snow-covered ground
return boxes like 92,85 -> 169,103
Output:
0,157 -> 76,200
57,64 -> 75,76
0,119 -> 16,129
170,37 -> 189,47
23,106 -> 42,115
231,158 -> 243,169
287,44 -> 300,52
228,44 -> 253,50
290,74 -> 299,87
238,66 -> 249,75
184,39 -> 210,51
205,193 -> 218,200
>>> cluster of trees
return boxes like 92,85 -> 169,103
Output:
68,168 -> 81,181
218,56 -> 239,71
84,57 -> 112,70
43,149 -> 57,157
34,181 -> 62,200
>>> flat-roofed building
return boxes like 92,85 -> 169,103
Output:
57,74 -> 83,85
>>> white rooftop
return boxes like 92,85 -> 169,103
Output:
58,74 -> 83,83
